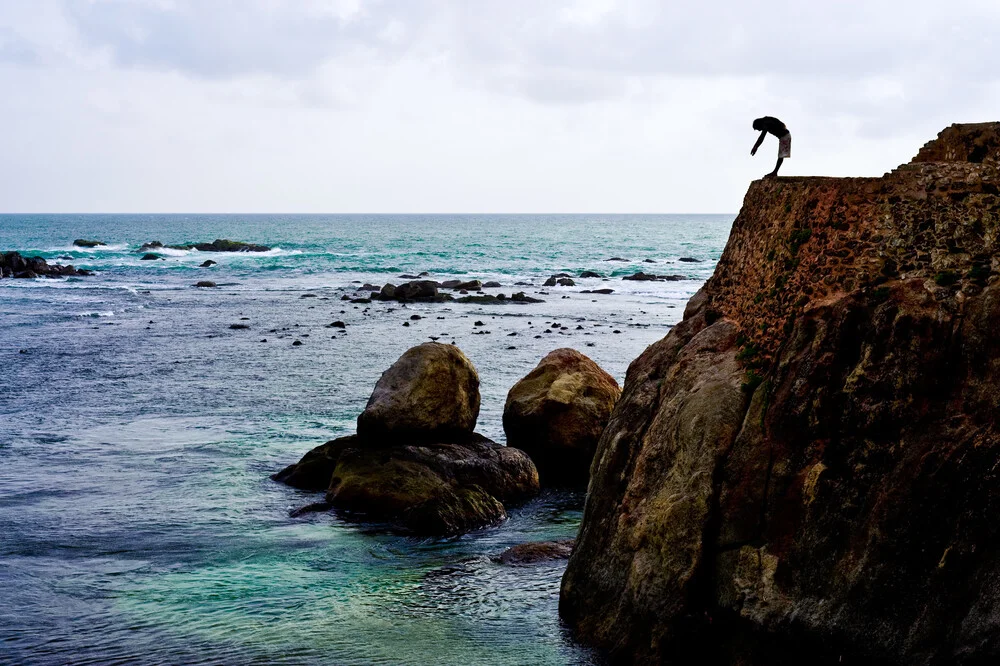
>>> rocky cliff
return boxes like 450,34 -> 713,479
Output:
560,123 -> 1000,664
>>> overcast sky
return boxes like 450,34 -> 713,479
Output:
1,0 -> 997,213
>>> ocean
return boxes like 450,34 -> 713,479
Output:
0,214 -> 732,665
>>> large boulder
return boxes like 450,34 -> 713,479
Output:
358,342 -> 480,441
503,348 -> 620,486
1,252 -> 92,279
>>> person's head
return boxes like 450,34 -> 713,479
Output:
752,118 -> 764,131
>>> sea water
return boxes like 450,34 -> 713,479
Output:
0,214 -> 732,665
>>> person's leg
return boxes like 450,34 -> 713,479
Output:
768,156 -> 783,177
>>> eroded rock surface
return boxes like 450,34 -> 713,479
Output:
503,348 -> 620,486
1,252 -> 92,278
561,123 -> 1000,664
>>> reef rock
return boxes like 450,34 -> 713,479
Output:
560,123 -> 1000,664
504,348 -> 620,486
496,539 -> 575,565
72,239 -> 105,248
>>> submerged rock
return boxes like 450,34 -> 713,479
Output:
579,271 -> 602,278
143,239 -> 271,253
73,239 -> 105,248
140,253 -> 161,260
194,281 -> 217,288
504,348 -> 620,486
200,260 -> 216,267
560,123 -> 1000,664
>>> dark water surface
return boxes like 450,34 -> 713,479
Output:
1,214 -> 732,665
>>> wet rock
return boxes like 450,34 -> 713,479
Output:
483,281 -> 502,288
326,321 -> 347,329
229,323 -> 250,329
292,339 -> 303,346
580,271 -> 602,278
496,539 -> 575,564
581,288 -> 614,295
557,278 -> 575,286
200,260 -> 217,267
140,253 -> 161,260
678,257 -> 703,262
73,239 -> 105,248
605,257 -> 629,262
194,281 -> 217,288
504,348 -> 620,486
643,258 -> 656,263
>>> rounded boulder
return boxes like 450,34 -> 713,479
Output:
503,348 -> 620,486
357,342 -> 480,441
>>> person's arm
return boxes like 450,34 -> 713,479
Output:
751,130 -> 766,156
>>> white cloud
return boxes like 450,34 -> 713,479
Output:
0,0 -> 998,212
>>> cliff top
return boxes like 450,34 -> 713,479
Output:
704,122 -> 1000,363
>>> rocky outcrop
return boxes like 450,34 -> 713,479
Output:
274,343 -> 539,535
1,252 -> 92,278
73,239 -> 105,248
503,349 -> 620,486
561,123 -> 1000,664
622,271 -> 686,282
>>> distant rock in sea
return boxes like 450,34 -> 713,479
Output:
73,239 -> 105,248
1,251 -> 92,279
141,239 -> 271,253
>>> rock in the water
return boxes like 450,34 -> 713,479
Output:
678,257 -> 702,262
194,281 -> 217,288
483,281 -> 501,288
73,239 -> 105,248
604,257 -> 629,262
145,239 -> 270,252
200,260 -> 216,267
561,123 -> 1000,665
140,253 -> 161,260
504,348 -> 620,486
377,280 -> 448,303
357,342 -> 480,441
580,271 -> 602,278
496,539 -> 575,564
622,271 -> 686,282
277,433 -> 537,535
0,251 -> 92,279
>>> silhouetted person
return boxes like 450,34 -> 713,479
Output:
751,116 -> 790,177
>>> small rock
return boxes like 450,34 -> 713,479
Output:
140,253 -> 161,261
292,340 -> 303,346
200,260 -> 217,267
194,281 -> 217,288
73,239 -> 106,248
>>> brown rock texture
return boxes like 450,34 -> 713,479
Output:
503,348 -> 621,486
1,251 -> 92,279
357,342 -> 481,441
560,123 -> 1000,664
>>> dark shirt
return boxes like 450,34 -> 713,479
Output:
756,116 -> 789,137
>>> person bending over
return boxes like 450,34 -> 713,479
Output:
751,116 -> 791,177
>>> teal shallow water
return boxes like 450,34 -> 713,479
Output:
1,214 -> 732,665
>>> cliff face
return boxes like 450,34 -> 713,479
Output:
560,123 -> 1000,664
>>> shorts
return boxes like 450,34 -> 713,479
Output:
779,133 -> 791,159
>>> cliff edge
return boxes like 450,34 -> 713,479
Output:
560,123 -> 1000,664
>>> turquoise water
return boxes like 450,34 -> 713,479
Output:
1,214 -> 732,665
